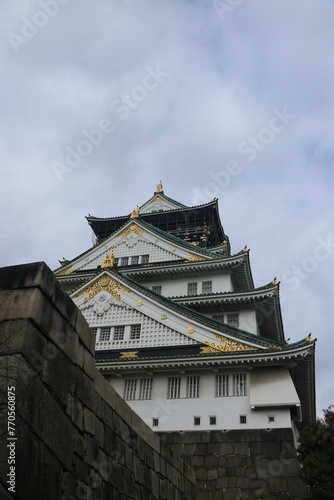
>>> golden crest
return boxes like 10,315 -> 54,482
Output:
187,327 -> 195,334
119,224 -> 146,240
119,351 -> 139,359
74,275 -> 131,303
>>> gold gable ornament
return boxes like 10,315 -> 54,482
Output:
74,275 -> 131,303
200,333 -> 257,354
101,252 -> 115,268
119,224 -> 146,240
119,351 -> 139,359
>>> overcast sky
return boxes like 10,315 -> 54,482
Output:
1,0 -> 333,417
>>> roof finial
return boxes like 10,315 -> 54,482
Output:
156,181 -> 163,193
130,206 -> 140,218
306,333 -> 312,342
272,277 -> 277,285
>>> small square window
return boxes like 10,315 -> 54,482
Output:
141,254 -> 149,264
131,255 -> 139,265
212,314 -> 224,323
152,418 -> 159,427
152,285 -> 162,294
120,257 -> 129,266
130,324 -> 141,340
240,415 -> 247,424
210,416 -> 217,425
113,326 -> 125,341
268,416 -> 275,423
99,327 -> 111,342
202,281 -> 212,293
187,282 -> 198,296
227,313 -> 239,328
194,416 -> 201,426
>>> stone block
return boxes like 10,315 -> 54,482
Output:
83,407 -> 95,435
269,477 -> 288,493
237,476 -> 250,488
286,477 -> 311,499
83,347 -> 96,380
151,469 -> 160,498
74,366 -> 95,410
263,441 -> 281,459
95,416 -> 104,448
67,394 -> 83,430
207,468 -> 218,480
227,455 -> 240,467
235,441 -> 250,456
218,442 -> 234,455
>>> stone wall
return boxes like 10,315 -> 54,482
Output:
0,262 -> 196,499
158,429 -> 310,500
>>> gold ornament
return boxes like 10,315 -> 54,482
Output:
74,275 -> 131,303
119,224 -> 146,240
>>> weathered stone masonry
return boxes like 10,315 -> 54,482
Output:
0,262 -> 196,499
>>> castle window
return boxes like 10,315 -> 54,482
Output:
130,324 -> 141,340
113,326 -> 125,341
124,379 -> 137,400
233,373 -> 247,396
140,378 -> 153,400
186,376 -> 200,398
152,418 -> 159,427
202,280 -> 212,293
91,327 -> 98,336
210,416 -> 217,425
187,282 -> 198,296
141,254 -> 149,264
194,416 -> 201,426
268,416 -> 275,423
168,377 -> 181,398
240,415 -> 247,424
216,374 -> 229,397
99,327 -> 111,342
212,314 -> 224,323
131,255 -> 139,265
227,313 -> 239,328
120,257 -> 129,266
152,285 -> 162,294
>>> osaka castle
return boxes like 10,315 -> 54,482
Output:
55,182 -> 316,433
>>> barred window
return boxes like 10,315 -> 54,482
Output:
186,376 -> 200,398
124,379 -> 137,400
168,377 -> 181,399
99,327 -> 111,342
152,285 -> 162,294
227,313 -> 239,328
152,418 -> 159,427
120,257 -> 129,266
210,416 -> 217,425
212,314 -> 224,323
187,282 -> 198,296
240,415 -> 247,424
216,374 -> 229,397
113,326 -> 125,341
233,373 -> 247,396
130,324 -> 141,340
194,416 -> 201,426
202,281 -> 212,293
131,255 -> 139,265
140,379 -> 153,400
141,254 -> 149,264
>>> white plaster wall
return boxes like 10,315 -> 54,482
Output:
139,270 -> 233,297
109,370 -> 293,431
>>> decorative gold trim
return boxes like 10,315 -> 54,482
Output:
85,258 -> 89,261
119,224 -> 146,240
171,247 -> 176,251
136,300 -> 143,306
101,252 -> 115,268
119,351 -> 139,359
74,275 -> 131,303
104,245 -> 108,248
160,314 -> 167,320
185,254 -> 206,262
187,327 -> 195,334
152,196 -> 164,204
201,335 -> 256,353
56,267 -> 75,276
